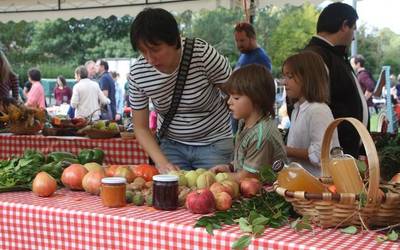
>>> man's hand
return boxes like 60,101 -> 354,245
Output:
157,162 -> 180,174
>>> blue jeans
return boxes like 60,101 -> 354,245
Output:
159,138 -> 233,170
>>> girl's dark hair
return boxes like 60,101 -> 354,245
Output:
57,75 -> 67,87
282,51 -> 329,103
130,8 -> 181,51
223,64 -> 276,118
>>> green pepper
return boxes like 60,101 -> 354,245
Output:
46,152 -> 77,163
78,149 -> 94,165
92,148 -> 105,164
77,149 -> 104,165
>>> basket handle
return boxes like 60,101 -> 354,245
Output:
320,117 -> 380,204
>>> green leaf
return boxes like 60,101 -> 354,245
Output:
387,231 -> 398,241
238,218 -> 252,233
232,235 -> 252,250
356,160 -> 367,175
376,235 -> 388,243
290,217 -> 312,232
248,211 -> 259,223
252,225 -> 266,236
252,215 -> 269,226
359,192 -> 367,208
259,165 -> 277,184
205,223 -> 214,235
341,226 -> 358,235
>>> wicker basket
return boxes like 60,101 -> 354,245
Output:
274,117 -> 400,228
120,131 -> 135,140
9,122 -> 42,135
85,128 -> 120,139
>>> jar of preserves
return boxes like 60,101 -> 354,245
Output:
152,175 -> 179,211
101,177 -> 127,208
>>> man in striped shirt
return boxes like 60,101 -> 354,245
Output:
129,8 -> 233,173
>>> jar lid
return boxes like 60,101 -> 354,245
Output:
101,177 -> 127,184
152,174 -> 179,182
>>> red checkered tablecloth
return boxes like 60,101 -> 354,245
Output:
0,189 -> 399,250
0,134 -> 148,165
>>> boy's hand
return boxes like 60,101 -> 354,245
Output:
209,164 -> 231,174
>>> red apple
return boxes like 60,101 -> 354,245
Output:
240,178 -> 262,198
185,189 -> 215,214
214,191 -> 232,211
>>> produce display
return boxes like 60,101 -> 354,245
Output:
0,98 -> 46,133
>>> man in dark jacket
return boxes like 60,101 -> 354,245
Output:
304,2 -> 368,158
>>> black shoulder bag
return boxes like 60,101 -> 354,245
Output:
156,38 -> 195,143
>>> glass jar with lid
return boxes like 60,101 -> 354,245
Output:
152,175 -> 179,211
101,177 -> 127,208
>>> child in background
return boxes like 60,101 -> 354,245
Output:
210,64 -> 287,182
283,51 -> 339,176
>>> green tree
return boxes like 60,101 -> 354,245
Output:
191,7 -> 243,66
268,4 -> 318,75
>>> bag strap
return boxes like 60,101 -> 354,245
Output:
157,37 -> 195,139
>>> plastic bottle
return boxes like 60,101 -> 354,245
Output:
328,147 -> 365,194
273,160 -> 326,193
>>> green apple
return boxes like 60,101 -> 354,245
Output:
108,122 -> 119,132
215,172 -> 232,183
169,171 -> 188,187
195,168 -> 207,175
185,170 -> 199,188
83,162 -> 104,173
196,172 -> 216,189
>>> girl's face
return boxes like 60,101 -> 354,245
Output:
282,65 -> 302,100
227,93 -> 255,120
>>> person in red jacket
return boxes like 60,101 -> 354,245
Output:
53,75 -> 72,106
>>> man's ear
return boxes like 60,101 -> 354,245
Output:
340,20 -> 348,31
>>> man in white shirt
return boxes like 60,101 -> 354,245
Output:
70,66 -> 110,121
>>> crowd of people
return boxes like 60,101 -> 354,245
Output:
1,2 -> 400,179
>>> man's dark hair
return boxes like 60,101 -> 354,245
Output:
234,22 -> 256,39
28,68 -> 41,81
353,54 -> 365,67
130,8 -> 181,51
75,65 -> 88,79
317,2 -> 358,33
99,59 -> 109,71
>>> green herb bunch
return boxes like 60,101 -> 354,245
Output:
195,189 -> 292,249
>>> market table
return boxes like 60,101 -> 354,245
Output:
0,134 -> 148,165
0,189 -> 399,250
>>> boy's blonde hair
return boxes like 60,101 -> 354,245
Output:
282,51 -> 330,103
223,64 -> 276,118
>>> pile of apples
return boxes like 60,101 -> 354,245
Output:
169,169 -> 262,214
60,163 -> 157,206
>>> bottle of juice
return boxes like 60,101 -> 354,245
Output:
273,160 -> 326,193
328,147 -> 365,194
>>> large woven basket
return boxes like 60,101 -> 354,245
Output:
85,128 -> 119,139
9,122 -> 42,135
274,117 -> 400,228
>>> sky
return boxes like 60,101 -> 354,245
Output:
331,0 -> 400,34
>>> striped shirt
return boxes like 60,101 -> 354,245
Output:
0,74 -> 19,100
129,38 -> 232,145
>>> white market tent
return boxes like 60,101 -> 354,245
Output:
0,0 -> 328,22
